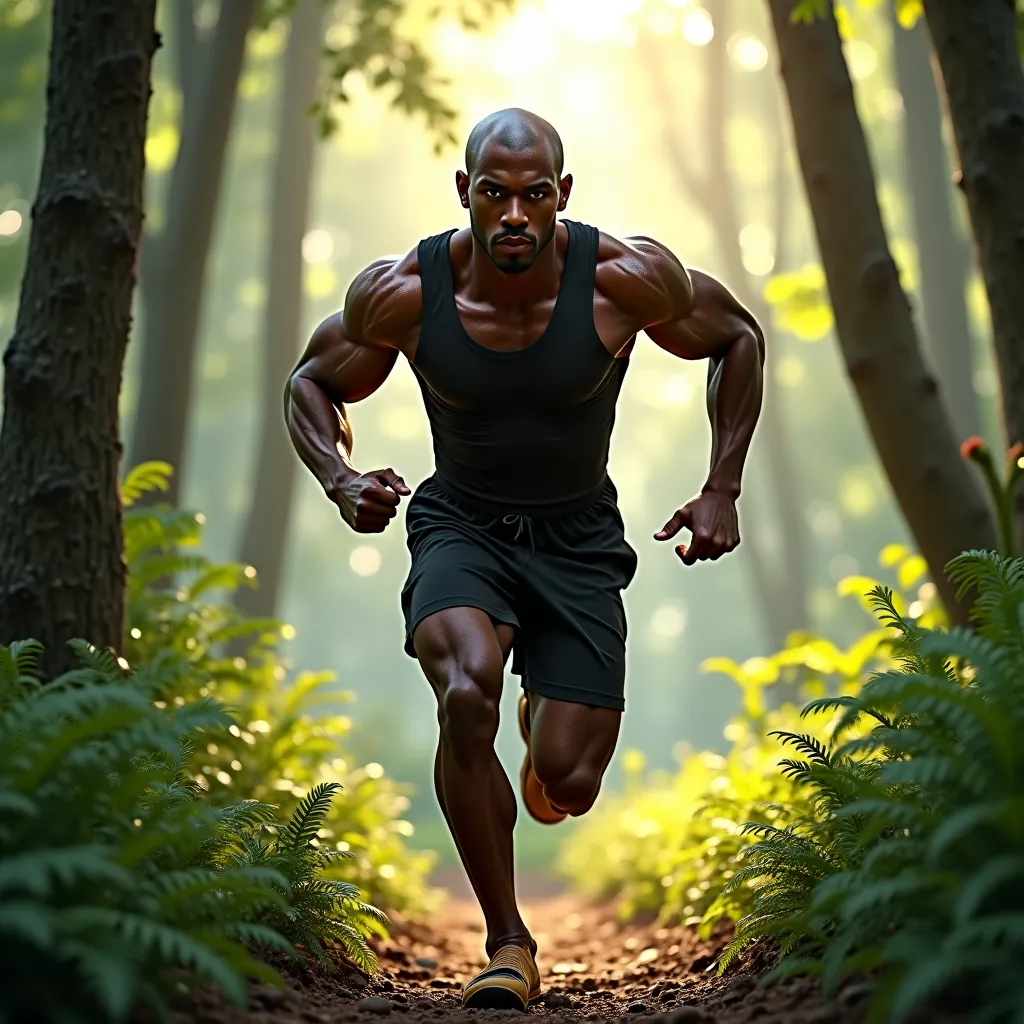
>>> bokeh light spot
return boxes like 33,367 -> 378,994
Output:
0,210 -> 23,237
681,7 -> 714,46
350,546 -> 382,577
727,32 -> 768,72
302,228 -> 334,264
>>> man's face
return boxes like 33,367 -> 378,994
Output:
457,143 -> 571,275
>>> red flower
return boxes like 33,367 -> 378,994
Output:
961,436 -> 986,459
1007,441 -> 1024,464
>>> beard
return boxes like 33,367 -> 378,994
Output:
469,209 -> 557,275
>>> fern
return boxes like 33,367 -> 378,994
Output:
0,635 -> 391,1023
720,551 -> 1024,1022
120,464 -> 436,916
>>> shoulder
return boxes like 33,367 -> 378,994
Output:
593,230 -> 694,327
341,246 -> 423,349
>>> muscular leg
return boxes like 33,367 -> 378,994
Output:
526,694 -> 621,817
414,607 -> 531,957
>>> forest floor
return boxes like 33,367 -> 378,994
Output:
175,872 -> 895,1024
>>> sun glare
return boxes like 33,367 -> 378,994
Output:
546,0 -> 643,43
491,5 -> 557,75
681,6 -> 714,46
727,32 -> 769,72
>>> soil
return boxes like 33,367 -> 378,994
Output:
174,889 -> 891,1024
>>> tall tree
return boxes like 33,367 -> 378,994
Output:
765,0 -> 995,622
128,0 -> 258,506
234,0 -> 324,620
0,0 -> 157,673
640,2 -> 810,650
889,2 -> 980,443
920,0 -> 1024,456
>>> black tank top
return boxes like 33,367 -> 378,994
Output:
412,219 -> 629,518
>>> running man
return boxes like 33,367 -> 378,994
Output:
285,108 -> 763,1011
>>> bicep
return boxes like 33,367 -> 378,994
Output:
645,270 -> 762,363
292,312 -> 399,406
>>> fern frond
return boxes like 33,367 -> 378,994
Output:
279,783 -> 341,852
121,462 -> 174,507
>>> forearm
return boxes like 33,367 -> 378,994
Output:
703,327 -> 764,498
284,375 -> 359,495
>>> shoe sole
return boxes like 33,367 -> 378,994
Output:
463,987 -> 537,1011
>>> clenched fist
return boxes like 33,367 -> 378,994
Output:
328,467 -> 411,533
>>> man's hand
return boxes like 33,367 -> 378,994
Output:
654,491 -> 740,565
328,467 -> 411,533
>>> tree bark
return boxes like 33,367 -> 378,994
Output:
640,7 -> 810,650
921,0 -> 1024,452
127,0 -> 257,505
0,0 -> 157,675
765,0 -> 995,623
234,0 -> 323,621
890,3 -> 980,444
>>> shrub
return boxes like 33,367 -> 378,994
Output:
0,638 -> 384,1024
722,550 -> 1024,1022
560,543 -> 941,937
121,463 -> 437,916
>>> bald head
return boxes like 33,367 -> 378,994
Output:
465,108 -> 564,179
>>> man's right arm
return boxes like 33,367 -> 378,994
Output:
284,254 -> 420,529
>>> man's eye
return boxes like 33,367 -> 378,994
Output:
485,189 -> 501,198
529,192 -> 546,200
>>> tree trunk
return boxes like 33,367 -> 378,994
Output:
890,3 -> 980,444
0,0 -> 156,675
127,0 -> 257,505
921,0 -> 1024,453
234,0 -> 323,621
640,8 -> 810,650
765,0 -> 995,623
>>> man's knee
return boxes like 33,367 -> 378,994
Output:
532,762 -> 602,817
415,614 -> 505,766
440,672 -> 502,764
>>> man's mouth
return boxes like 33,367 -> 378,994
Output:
496,236 -> 532,252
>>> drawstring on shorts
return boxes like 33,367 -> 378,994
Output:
502,513 -> 535,554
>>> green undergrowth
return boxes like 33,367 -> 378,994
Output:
121,463 -> 438,917
0,639 -> 386,1024
565,540 -> 1024,1020
0,462 -> 439,1023
560,543 -> 937,931
723,550 -> 1024,1022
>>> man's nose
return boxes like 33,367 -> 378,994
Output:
502,199 -> 528,228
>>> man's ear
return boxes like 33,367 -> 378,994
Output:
557,173 -> 573,212
455,169 -> 470,208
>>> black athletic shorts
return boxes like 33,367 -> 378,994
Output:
400,474 -> 638,711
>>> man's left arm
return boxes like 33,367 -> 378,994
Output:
627,238 -> 765,564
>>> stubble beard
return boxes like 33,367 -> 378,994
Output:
469,208 -> 557,276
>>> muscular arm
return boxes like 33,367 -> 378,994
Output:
625,237 -> 765,499
598,234 -> 763,563
284,254 -> 419,499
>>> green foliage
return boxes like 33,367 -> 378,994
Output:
121,462 -> 437,916
560,544 -> 939,936
259,0 -> 515,150
790,0 -> 921,28
722,550 -> 1024,1021
0,636 -> 384,1023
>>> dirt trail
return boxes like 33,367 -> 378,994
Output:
177,888 -> 881,1024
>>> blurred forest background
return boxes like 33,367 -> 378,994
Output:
0,0 -> 1000,869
